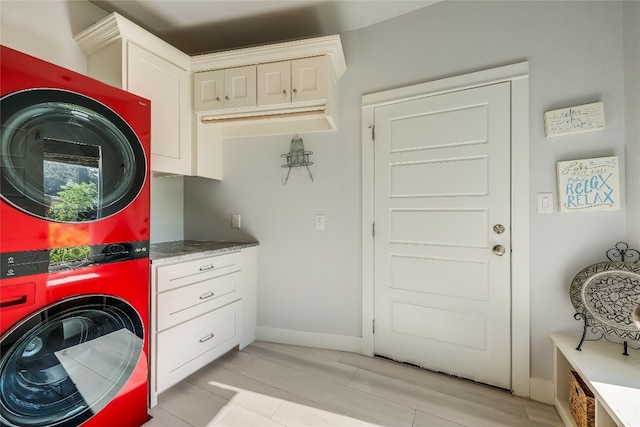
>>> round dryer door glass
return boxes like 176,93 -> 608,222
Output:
0,295 -> 144,427
0,89 -> 146,222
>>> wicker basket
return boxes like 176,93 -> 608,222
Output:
569,370 -> 595,427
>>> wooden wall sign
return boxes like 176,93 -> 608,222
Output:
544,102 -> 605,137
557,156 -> 620,212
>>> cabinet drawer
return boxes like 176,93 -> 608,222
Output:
157,271 -> 239,331
156,252 -> 240,292
156,301 -> 239,392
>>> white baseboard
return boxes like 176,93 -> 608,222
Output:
255,326 -> 363,354
256,327 -> 554,405
529,378 -> 555,404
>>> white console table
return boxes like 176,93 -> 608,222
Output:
551,332 -> 640,427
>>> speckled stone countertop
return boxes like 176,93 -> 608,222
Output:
149,240 -> 258,264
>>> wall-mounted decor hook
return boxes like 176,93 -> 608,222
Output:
281,136 -> 314,184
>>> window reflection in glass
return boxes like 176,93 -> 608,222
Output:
49,245 -> 91,270
42,139 -> 101,222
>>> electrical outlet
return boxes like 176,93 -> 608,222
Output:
315,214 -> 325,230
232,214 -> 241,228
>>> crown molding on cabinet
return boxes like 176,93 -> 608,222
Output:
75,13 -> 346,80
75,13 -> 191,70
191,35 -> 346,80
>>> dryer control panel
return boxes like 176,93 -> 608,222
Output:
0,240 -> 149,279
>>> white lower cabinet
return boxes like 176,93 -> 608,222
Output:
156,301 -> 240,395
150,247 -> 257,407
552,332 -> 640,427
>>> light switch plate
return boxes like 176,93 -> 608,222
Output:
315,214 -> 325,230
537,193 -> 554,213
232,214 -> 241,228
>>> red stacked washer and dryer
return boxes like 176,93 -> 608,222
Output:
0,46 -> 151,427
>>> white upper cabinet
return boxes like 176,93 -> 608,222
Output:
193,69 -> 224,111
256,56 -> 328,107
191,36 -> 345,138
195,66 -> 257,111
195,56 -> 332,114
291,56 -> 328,104
257,61 -> 291,106
224,65 -> 257,109
128,43 -> 192,175
75,13 -> 193,176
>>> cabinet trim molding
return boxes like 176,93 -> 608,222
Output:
191,35 -> 346,80
75,12 -> 191,70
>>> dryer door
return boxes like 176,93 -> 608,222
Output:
0,295 -> 144,427
0,89 -> 146,222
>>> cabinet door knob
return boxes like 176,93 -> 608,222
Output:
293,88 -> 297,95
283,89 -> 287,95
216,96 -> 221,102
225,95 -> 230,100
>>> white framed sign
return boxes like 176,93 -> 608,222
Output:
557,156 -> 620,212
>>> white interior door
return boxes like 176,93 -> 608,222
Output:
373,82 -> 512,389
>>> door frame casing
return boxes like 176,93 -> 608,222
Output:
361,62 -> 530,397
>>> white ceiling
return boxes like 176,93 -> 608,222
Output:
90,1 -> 438,54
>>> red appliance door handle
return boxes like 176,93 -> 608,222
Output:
0,295 -> 28,308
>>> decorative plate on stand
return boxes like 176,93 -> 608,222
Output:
570,261 -> 640,344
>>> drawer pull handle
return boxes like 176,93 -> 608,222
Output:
199,265 -> 215,271
199,333 -> 215,343
199,292 -> 215,300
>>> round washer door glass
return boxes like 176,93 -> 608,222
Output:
0,89 -> 146,222
0,296 -> 144,427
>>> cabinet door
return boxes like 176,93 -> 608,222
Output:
224,65 -> 256,109
127,43 -> 192,175
194,70 -> 224,112
257,61 -> 291,106
291,56 -> 328,103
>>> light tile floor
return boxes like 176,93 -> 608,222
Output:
145,341 -> 563,427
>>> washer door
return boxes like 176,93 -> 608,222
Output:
0,89 -> 146,222
0,296 -> 144,427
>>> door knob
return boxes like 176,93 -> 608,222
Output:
493,224 -> 505,234
493,245 -> 506,256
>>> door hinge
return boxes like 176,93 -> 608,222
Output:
372,222 -> 375,237
369,124 -> 375,140
372,319 -> 375,333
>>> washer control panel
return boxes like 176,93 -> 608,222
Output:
0,241 -> 149,279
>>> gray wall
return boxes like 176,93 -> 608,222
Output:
150,175 -> 184,243
184,1 -> 630,384
625,1 -> 640,248
0,0 -> 106,72
1,0 -> 636,387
